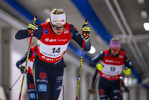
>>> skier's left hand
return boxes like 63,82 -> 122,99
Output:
82,24 -> 90,40
123,68 -> 131,75
19,66 -> 27,74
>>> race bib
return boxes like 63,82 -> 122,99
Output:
101,63 -> 123,76
38,40 -> 69,58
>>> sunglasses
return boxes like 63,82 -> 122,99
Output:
111,48 -> 120,52
51,24 -> 65,30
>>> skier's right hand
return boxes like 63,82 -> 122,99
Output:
96,63 -> 104,71
28,23 -> 37,34
88,88 -> 95,94
82,23 -> 90,40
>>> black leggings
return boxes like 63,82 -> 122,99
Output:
33,56 -> 64,100
27,73 -> 37,100
98,77 -> 120,100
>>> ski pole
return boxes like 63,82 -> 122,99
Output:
63,83 -> 65,100
18,16 -> 37,100
87,73 -> 99,100
127,76 -> 130,100
76,19 -> 87,100
119,78 -> 123,100
9,74 -> 22,91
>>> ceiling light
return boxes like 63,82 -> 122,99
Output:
143,23 -> 149,31
141,10 -> 148,19
88,46 -> 96,54
31,0 -> 37,1
137,0 -> 144,4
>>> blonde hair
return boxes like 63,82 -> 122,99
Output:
45,18 -> 50,22
110,37 -> 120,42
36,39 -> 38,45
50,8 -> 65,16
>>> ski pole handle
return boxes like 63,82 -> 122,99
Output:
85,18 -> 87,25
81,18 -> 87,49
82,18 -> 90,40
27,16 -> 37,35
32,16 -> 37,23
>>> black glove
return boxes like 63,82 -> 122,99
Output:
64,61 -> 67,68
19,66 -> 27,74
124,87 -> 129,92
82,24 -> 90,40
27,22 -> 37,34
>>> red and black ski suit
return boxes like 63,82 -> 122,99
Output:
15,22 -> 91,100
89,49 -> 133,100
